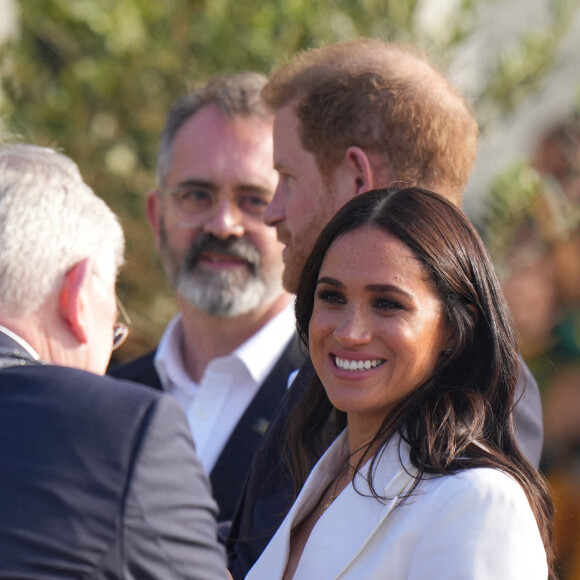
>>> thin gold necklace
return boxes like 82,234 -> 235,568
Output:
318,462 -> 352,519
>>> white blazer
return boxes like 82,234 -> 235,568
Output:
246,430 -> 547,579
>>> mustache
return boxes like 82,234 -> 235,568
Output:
184,234 -> 261,274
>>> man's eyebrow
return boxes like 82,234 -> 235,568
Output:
174,180 -> 272,196
175,178 -> 216,191
236,184 -> 274,195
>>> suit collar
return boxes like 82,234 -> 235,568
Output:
210,334 -> 304,523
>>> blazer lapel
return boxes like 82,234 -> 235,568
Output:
295,435 -> 416,578
247,432 -> 417,580
247,433 -> 348,579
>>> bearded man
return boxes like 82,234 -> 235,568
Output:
110,73 -> 303,537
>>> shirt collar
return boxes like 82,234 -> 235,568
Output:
154,303 -> 296,390
235,302 -> 295,384
154,314 -> 192,392
0,325 -> 41,360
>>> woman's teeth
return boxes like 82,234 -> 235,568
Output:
334,356 -> 385,371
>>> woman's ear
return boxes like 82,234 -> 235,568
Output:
441,304 -> 479,357
467,303 -> 479,322
441,346 -> 453,357
59,258 -> 90,344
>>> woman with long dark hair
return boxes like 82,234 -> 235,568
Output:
246,186 -> 555,579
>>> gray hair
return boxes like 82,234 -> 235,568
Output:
156,71 -> 271,186
0,144 -> 125,316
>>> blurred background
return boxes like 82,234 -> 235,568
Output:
1,0 -> 580,575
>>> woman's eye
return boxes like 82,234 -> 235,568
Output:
315,289 -> 345,305
374,297 -> 402,311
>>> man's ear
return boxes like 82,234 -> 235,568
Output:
344,146 -> 375,195
145,189 -> 163,249
59,258 -> 90,344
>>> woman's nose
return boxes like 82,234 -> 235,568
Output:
333,308 -> 372,347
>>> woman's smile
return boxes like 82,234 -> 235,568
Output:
333,355 -> 386,371
309,225 -> 451,429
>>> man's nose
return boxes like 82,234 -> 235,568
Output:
263,186 -> 285,227
203,200 -> 244,239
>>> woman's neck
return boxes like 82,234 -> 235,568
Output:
346,412 -> 385,466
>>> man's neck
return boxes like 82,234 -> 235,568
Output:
176,292 -> 292,383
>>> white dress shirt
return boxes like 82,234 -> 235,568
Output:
154,304 -> 295,474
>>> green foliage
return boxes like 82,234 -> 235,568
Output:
481,160 -> 542,270
1,0 -> 444,358
476,0 -> 579,121
484,29 -> 560,115
0,0 -> 574,361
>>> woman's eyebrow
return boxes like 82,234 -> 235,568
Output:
365,284 -> 412,299
317,277 -> 412,299
316,276 -> 343,288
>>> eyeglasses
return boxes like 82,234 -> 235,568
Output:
112,297 -> 131,351
160,183 -> 272,227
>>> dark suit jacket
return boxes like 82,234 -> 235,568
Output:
0,332 -> 226,579
226,358 -> 544,580
109,335 -> 305,529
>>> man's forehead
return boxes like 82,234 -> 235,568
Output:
273,102 -> 298,129
167,113 -> 276,193
272,104 -> 308,164
177,106 -> 272,142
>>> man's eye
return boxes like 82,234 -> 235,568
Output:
174,188 -> 213,212
277,173 -> 292,189
240,195 -> 269,214
180,188 -> 211,202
